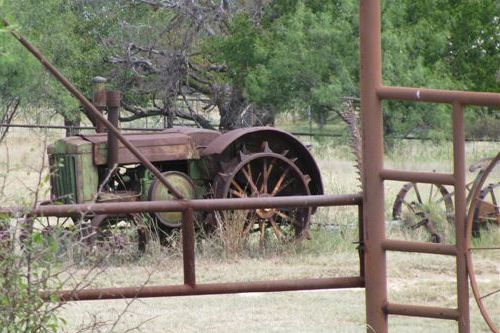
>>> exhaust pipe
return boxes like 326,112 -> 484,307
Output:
92,76 -> 107,133
106,90 -> 121,170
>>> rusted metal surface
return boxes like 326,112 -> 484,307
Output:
358,0 -> 500,330
149,171 -> 197,227
384,303 -> 460,321
213,142 -> 312,240
78,132 -> 197,165
50,276 -> 365,302
161,127 -> 221,149
92,76 -> 107,133
0,194 -> 362,218
202,127 -> 324,196
382,239 -> 456,256
466,153 -> 500,333
359,1 -> 387,332
451,102 -> 470,332
377,86 -> 500,107
106,90 -> 121,169
182,208 -> 196,287
380,169 -> 456,186
391,157 -> 500,244
392,182 -> 454,243
10,193 -> 364,303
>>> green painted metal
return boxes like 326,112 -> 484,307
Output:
48,138 -> 98,204
78,152 -> 99,202
52,155 -> 77,204
148,171 -> 197,227
141,169 -> 155,201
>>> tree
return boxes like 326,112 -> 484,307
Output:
205,1 -> 359,130
0,0 -> 498,137
1,0 -> 110,134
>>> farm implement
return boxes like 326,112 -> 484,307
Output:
392,155 -> 499,243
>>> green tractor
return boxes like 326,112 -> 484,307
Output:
46,126 -> 323,250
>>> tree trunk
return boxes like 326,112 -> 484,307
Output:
216,85 -> 246,131
63,114 -> 81,137
214,85 -> 274,131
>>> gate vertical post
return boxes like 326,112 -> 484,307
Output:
452,103 -> 470,332
182,208 -> 196,287
359,1 -> 388,332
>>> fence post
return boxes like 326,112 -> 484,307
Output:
359,0 -> 388,332
452,103 -> 470,332
182,208 -> 196,287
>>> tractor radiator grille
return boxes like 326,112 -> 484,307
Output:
50,155 -> 77,204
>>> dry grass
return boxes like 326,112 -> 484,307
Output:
0,130 -> 498,332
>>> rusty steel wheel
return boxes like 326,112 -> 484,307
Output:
84,214 -> 148,254
215,142 -> 311,242
20,201 -> 76,249
467,153 -> 500,333
392,182 -> 454,243
20,215 -> 76,249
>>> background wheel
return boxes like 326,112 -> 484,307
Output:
392,182 -> 454,243
467,153 -> 499,332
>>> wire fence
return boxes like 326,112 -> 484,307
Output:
0,123 -> 498,143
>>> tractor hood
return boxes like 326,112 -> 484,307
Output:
48,130 -> 205,166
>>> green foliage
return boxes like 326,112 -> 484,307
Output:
0,0 -> 115,120
0,226 -> 65,333
0,0 -> 498,138
209,0 -> 499,139
210,1 -> 358,128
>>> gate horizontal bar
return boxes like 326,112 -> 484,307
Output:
382,239 -> 456,256
49,276 -> 365,302
380,169 -> 455,185
1,194 -> 362,217
384,302 -> 460,320
377,86 -> 500,107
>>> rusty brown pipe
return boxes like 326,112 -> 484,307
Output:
0,194 -> 362,218
106,91 -> 121,170
92,76 -> 107,133
48,276 -> 365,302
1,18 -> 184,199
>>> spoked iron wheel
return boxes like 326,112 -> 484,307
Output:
20,201 -> 76,249
392,182 -> 454,243
215,142 -> 311,242
84,214 -> 148,254
20,215 -> 76,248
467,153 -> 500,333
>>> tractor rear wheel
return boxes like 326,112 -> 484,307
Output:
214,142 -> 312,242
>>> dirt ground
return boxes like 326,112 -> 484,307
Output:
58,253 -> 495,332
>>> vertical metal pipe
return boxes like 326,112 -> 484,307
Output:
182,208 -> 196,287
358,203 -> 365,278
359,1 -> 388,332
106,91 -> 121,170
452,103 -> 470,333
92,77 -> 107,133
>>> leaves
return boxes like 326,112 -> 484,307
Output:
0,0 -> 498,136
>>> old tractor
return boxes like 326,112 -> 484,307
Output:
46,124 -> 323,250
